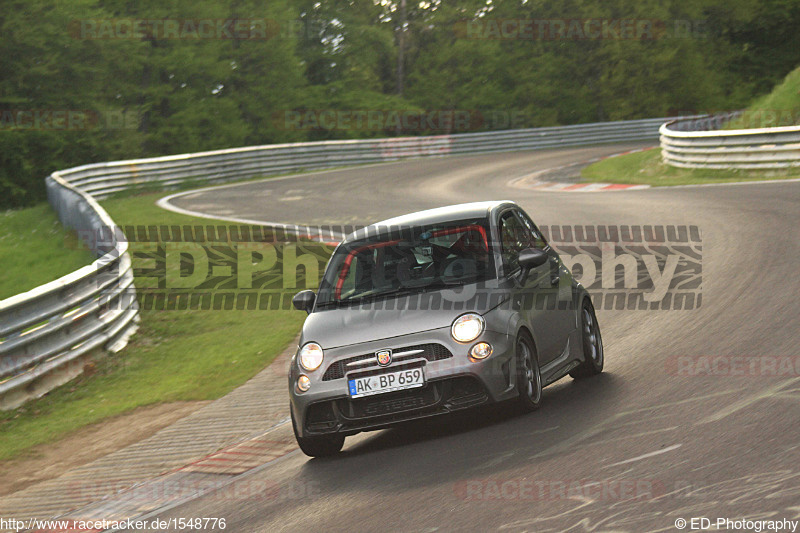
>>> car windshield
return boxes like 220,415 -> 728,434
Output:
316,218 -> 495,306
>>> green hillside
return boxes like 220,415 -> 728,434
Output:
725,66 -> 800,129
581,64 -> 800,186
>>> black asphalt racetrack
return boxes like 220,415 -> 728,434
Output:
160,143 -> 800,532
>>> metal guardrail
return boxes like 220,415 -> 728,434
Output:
0,117 -> 675,409
660,114 -> 800,169
0,174 -> 139,409
62,117 -> 673,199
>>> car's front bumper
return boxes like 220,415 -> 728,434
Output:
289,328 -> 517,437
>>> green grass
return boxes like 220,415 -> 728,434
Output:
0,191 -> 331,462
0,205 -> 96,300
725,66 -> 800,129
581,148 -> 800,186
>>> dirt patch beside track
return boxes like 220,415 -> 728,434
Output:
0,401 -> 207,496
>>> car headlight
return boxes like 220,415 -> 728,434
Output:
451,313 -> 485,343
296,375 -> 311,392
299,342 -> 324,371
470,342 -> 493,360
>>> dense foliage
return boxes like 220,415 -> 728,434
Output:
1,0 -> 799,208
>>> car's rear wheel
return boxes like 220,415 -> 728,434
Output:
516,332 -> 542,412
291,408 -> 345,457
570,299 -> 604,379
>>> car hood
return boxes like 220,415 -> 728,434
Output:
302,285 -> 509,349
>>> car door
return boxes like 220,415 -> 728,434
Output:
516,208 -> 576,361
498,209 -> 572,365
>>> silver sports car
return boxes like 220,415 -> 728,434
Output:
289,201 -> 603,457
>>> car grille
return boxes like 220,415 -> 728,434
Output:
341,385 -> 439,418
321,343 -> 453,381
303,376 -> 490,434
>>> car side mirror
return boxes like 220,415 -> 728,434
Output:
292,290 -> 316,313
518,248 -> 548,270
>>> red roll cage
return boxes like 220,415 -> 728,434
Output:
334,224 -> 488,300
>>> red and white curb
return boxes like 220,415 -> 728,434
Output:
31,422 -> 297,532
510,145 -> 655,192
526,181 -> 650,192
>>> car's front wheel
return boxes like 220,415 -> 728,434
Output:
570,299 -> 604,379
516,332 -> 542,412
291,408 -> 345,457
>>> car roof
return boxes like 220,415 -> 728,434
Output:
343,200 -> 516,242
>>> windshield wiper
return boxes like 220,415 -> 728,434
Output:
323,284 -> 441,307
318,277 -> 482,308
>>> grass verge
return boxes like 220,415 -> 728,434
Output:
0,192 -> 327,462
725,66 -> 800,129
581,148 -> 800,187
0,204 -> 95,300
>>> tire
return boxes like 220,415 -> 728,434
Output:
291,408 -> 345,457
570,299 -> 604,379
516,332 -> 543,412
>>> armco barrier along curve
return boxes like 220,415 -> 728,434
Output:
660,115 -> 800,169
0,117 -> 675,409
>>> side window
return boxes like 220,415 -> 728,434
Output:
499,211 -> 533,273
339,250 -> 379,299
516,210 -> 548,249
338,255 -> 360,298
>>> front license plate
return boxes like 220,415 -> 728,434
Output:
348,368 -> 425,398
